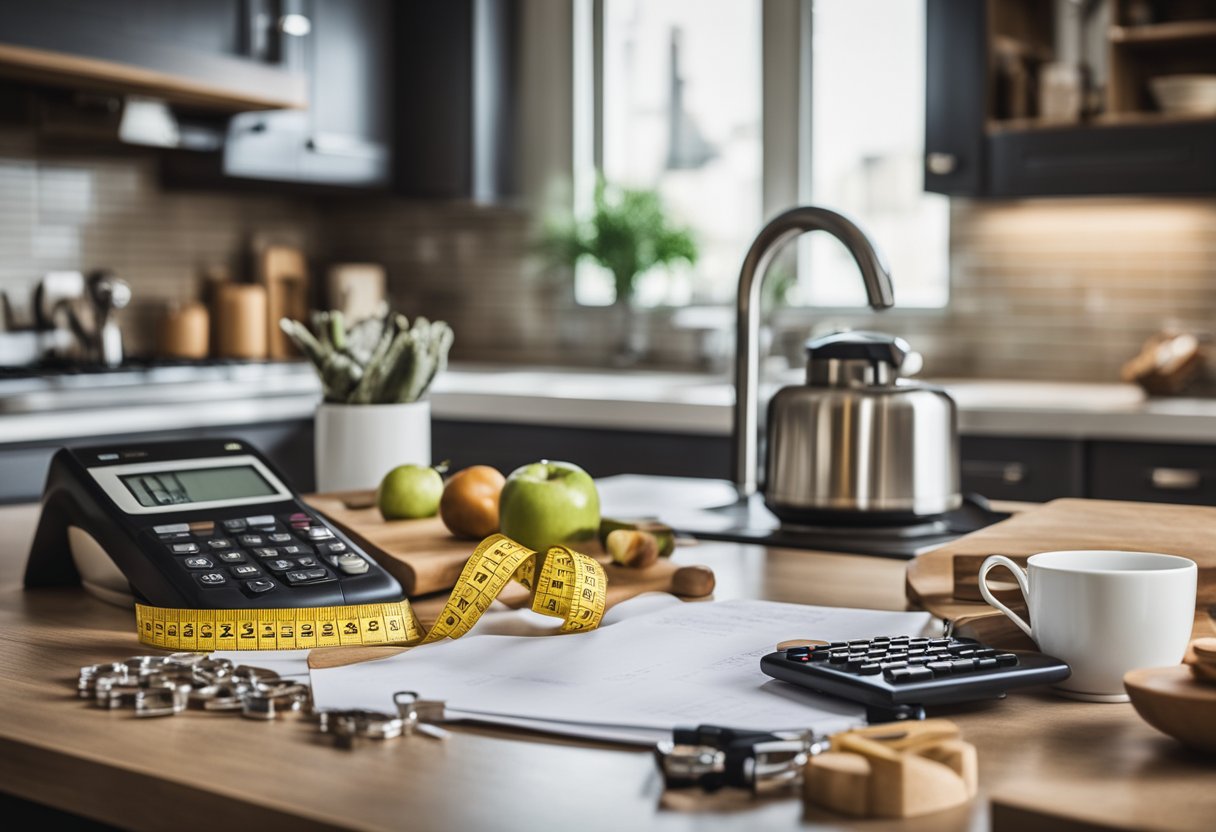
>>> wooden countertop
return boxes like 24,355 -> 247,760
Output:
1,502 -> 1213,832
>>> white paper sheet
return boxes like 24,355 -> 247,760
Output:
310,597 -> 937,742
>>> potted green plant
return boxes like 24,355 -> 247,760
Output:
539,177 -> 697,361
280,309 -> 453,492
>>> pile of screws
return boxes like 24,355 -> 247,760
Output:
77,655 -> 450,748
78,654 -> 309,720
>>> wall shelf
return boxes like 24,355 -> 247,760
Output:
1110,20 -> 1216,45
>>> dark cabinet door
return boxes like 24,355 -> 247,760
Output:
924,0 -> 988,196
960,436 -> 1085,503
0,1 -> 307,110
395,0 -> 517,200
990,121 -> 1216,197
1089,441 -> 1216,506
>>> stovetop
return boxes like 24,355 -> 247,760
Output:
596,476 -> 1008,560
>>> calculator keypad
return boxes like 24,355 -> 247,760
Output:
788,637 -> 1020,683
152,511 -> 355,597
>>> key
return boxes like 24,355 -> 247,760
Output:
927,661 -> 954,676
995,653 -> 1019,667
857,663 -> 881,675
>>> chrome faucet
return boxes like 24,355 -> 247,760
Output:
37,270 -> 131,367
732,206 -> 896,497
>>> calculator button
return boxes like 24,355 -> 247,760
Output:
927,661 -> 954,676
280,544 -> 312,556
197,572 -> 227,586
887,666 -> 933,683
230,564 -> 262,577
295,556 -> 319,568
857,663 -> 881,675
239,535 -> 265,547
216,551 -> 247,564
183,556 -> 214,569
264,559 -> 297,573
246,514 -> 276,527
244,579 -> 276,594
995,653 -> 1019,667
153,523 -> 191,536
879,660 -> 907,671
302,527 -> 334,541
828,653 -> 849,664
318,541 -> 348,555
251,547 -> 280,559
169,542 -> 200,555
284,512 -> 311,524
206,538 -> 234,550
222,519 -> 248,532
784,646 -> 811,657
976,657 -> 999,670
790,655 -> 810,663
336,555 -> 370,575
268,533 -> 293,544
951,659 -> 978,672
284,568 -> 333,585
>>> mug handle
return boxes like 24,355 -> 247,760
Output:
977,555 -> 1033,640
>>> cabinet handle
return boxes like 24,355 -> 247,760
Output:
926,152 -> 957,175
1149,467 -> 1202,491
962,461 -> 1026,484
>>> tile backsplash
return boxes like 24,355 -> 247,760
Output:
3,122 -> 1216,383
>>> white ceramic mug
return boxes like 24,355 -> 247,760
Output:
978,550 -> 1197,702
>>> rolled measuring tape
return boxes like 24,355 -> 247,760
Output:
134,533 -> 607,651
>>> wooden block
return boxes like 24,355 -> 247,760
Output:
804,752 -> 871,817
847,718 -> 960,752
833,729 -> 972,819
917,739 -> 978,798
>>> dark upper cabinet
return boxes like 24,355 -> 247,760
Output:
925,0 -> 1216,198
222,0 -> 392,188
0,1 -> 307,110
395,0 -> 518,200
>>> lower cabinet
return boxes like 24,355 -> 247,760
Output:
959,437 -> 1085,503
1088,441 -> 1216,506
432,421 -> 731,480
0,422 -> 315,505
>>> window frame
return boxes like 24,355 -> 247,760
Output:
575,0 -> 950,314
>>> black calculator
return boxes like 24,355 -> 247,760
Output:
25,438 -> 404,609
761,635 -> 1070,720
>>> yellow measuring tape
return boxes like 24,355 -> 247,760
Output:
134,534 -> 607,651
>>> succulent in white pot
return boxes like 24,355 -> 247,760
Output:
280,308 -> 454,492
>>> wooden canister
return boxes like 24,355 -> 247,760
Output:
158,302 -> 210,359
213,283 -> 269,359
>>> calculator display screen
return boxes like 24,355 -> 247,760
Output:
118,465 -> 278,508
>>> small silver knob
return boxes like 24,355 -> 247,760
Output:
926,152 -> 957,175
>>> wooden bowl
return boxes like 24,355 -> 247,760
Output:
1124,665 -> 1216,754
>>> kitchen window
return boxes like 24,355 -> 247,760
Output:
573,0 -> 949,310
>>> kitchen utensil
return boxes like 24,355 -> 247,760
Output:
85,270 -> 131,367
157,301 -> 210,359
303,489 -> 714,604
326,263 -> 387,323
1149,74 -> 1216,116
978,550 -> 1197,701
732,206 -> 960,525
765,331 -> 961,525
1124,664 -> 1216,754
213,283 -> 269,359
259,245 -> 310,359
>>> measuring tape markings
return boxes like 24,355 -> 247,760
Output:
134,534 -> 606,651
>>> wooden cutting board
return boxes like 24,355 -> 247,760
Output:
303,490 -> 705,605
907,498 -> 1216,647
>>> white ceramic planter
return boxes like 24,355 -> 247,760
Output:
315,401 -> 431,492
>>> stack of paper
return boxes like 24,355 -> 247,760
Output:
308,595 -> 937,744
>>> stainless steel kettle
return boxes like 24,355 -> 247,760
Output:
764,330 -> 960,524
731,206 -> 961,525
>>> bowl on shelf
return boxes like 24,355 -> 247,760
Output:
1149,74 -> 1216,116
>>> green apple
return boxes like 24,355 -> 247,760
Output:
499,460 -> 600,551
378,464 -> 443,520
